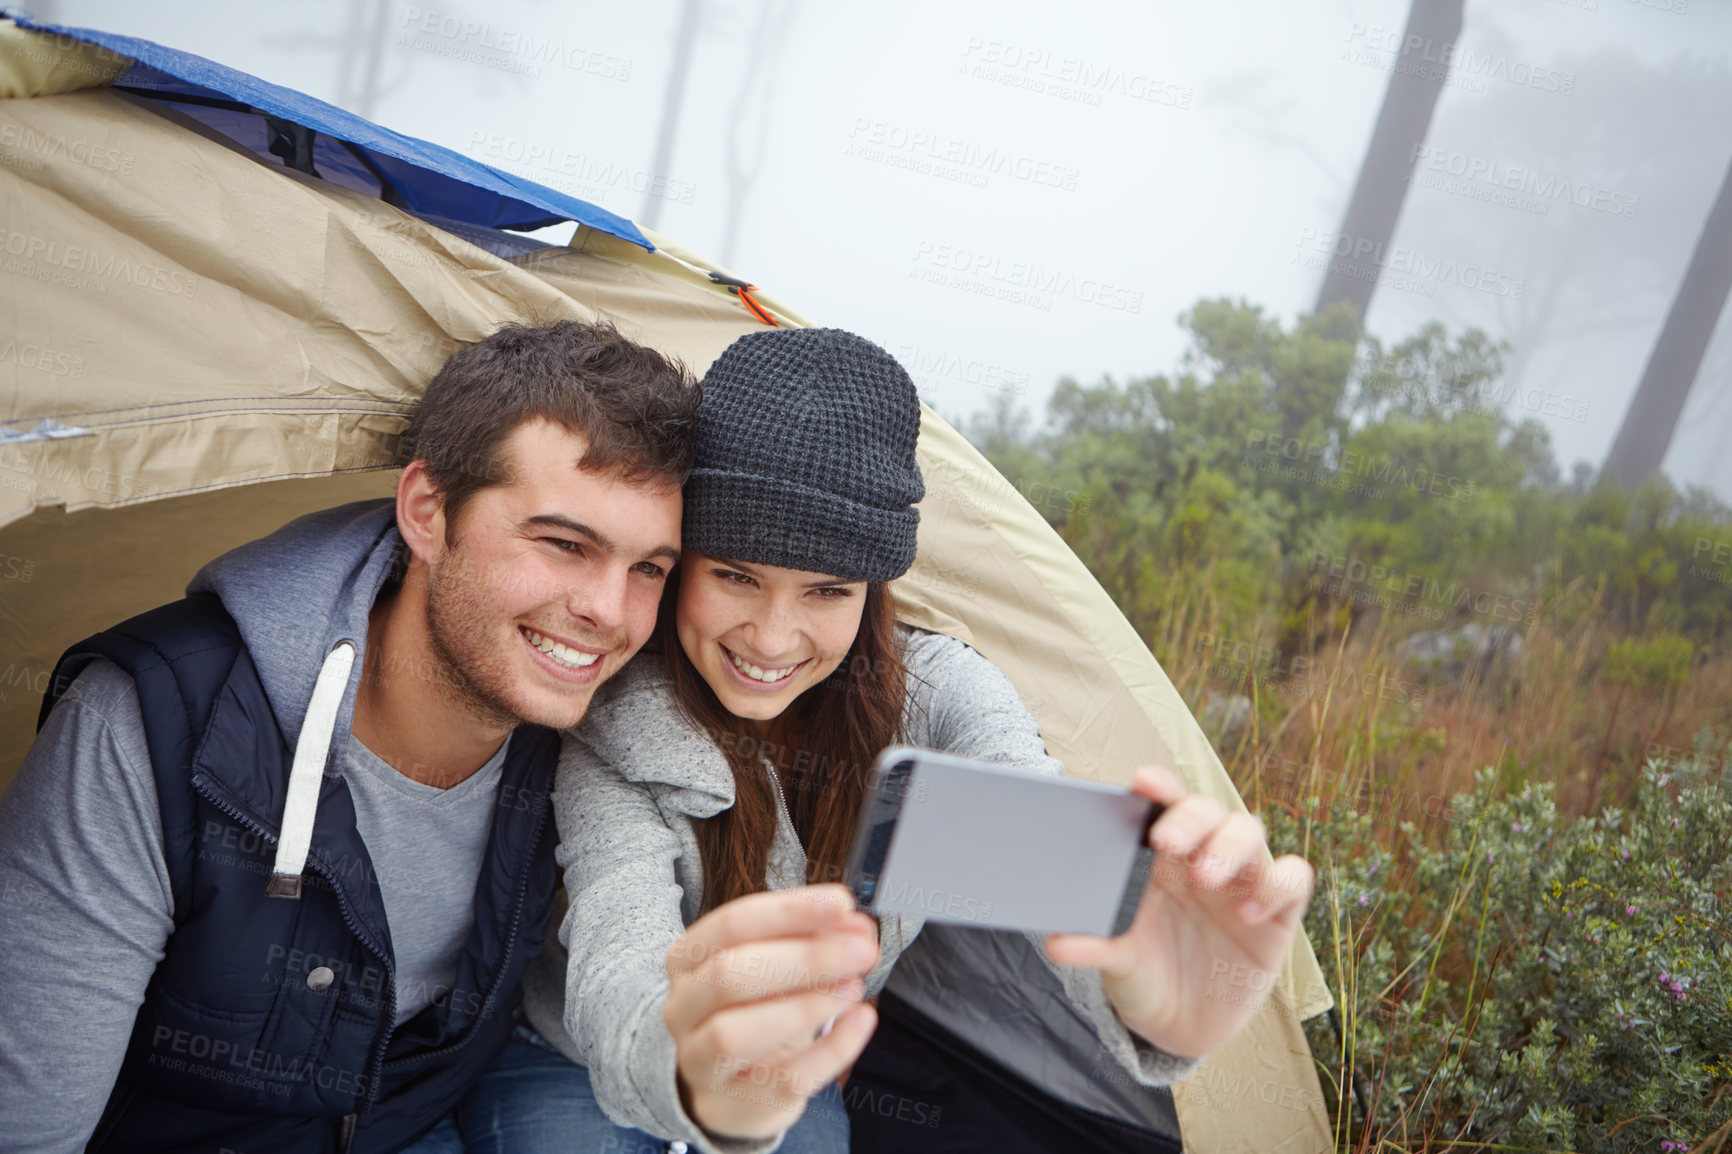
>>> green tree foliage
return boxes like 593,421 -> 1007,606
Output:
970,298 -> 1732,652
965,298 -> 1732,1148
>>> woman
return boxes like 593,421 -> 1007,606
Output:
454,328 -> 1314,1154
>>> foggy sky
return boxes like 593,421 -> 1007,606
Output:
45,0 -> 1732,495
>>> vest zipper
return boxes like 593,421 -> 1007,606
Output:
189,778 -> 398,1104
337,1112 -> 357,1153
381,783 -> 552,1072
190,750 -> 552,1104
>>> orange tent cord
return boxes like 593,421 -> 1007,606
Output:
708,272 -> 779,327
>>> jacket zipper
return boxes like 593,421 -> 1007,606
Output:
190,755 -> 551,1107
761,761 -> 808,882
191,779 -> 398,1102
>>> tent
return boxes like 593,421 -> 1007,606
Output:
0,16 -> 1334,1152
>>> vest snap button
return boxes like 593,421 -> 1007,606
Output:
306,965 -> 336,991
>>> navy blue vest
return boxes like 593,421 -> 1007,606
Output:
40,593 -> 561,1154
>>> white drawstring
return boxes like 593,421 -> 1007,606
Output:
266,641 -> 357,899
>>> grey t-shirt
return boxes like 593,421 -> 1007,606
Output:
0,659 -> 504,1150
342,735 -> 507,1024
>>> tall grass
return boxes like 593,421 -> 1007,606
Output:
1154,609 -> 1732,1152
1159,604 -> 1730,828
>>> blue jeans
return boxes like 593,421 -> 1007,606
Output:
401,1026 -> 849,1153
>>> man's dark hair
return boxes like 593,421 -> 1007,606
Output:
400,320 -> 699,533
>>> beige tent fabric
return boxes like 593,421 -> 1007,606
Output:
0,21 -> 128,99
0,24 -> 1331,1152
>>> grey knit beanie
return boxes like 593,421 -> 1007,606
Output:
683,328 -> 924,583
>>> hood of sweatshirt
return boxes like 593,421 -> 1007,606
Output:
187,498 -> 402,765
570,654 -> 738,812
567,650 -> 821,903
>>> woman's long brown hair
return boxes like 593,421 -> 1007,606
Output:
660,567 -> 909,914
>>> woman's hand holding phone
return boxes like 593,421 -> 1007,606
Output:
1045,766 -> 1316,1061
663,884 -> 880,1141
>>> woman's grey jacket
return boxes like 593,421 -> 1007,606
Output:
520,626 -> 1197,1154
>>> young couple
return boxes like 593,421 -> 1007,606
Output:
0,321 -> 1313,1154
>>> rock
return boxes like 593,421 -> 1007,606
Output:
1202,690 -> 1253,736
1395,622 -> 1523,686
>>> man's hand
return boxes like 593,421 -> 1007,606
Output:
664,885 -> 880,1141
1045,766 -> 1315,1060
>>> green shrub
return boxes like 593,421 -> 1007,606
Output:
1602,634 -> 1695,691
1269,754 -> 1732,1152
974,299 -> 1732,652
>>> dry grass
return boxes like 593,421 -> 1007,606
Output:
1152,605 -> 1732,1152
1155,603 -> 1731,832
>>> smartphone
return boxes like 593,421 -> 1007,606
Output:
845,746 -> 1160,937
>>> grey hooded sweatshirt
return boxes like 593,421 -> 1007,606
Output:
0,499 -> 510,1152
519,626 -> 1197,1154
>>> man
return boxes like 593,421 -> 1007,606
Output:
0,321 -> 698,1152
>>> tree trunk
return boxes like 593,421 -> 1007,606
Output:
640,0 -> 704,232
336,0 -> 391,119
718,0 -> 798,268
1313,0 -> 1467,321
1599,152 -> 1732,488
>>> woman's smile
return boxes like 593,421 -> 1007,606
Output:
720,644 -> 810,688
